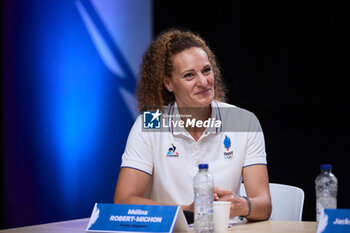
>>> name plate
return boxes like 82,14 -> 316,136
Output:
86,203 -> 180,233
317,209 -> 350,233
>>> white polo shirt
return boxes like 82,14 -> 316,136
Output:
120,101 -> 267,206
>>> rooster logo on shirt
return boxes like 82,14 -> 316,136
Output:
167,144 -> 179,157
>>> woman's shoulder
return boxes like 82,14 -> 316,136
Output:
214,100 -> 262,131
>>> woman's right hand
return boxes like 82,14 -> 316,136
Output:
214,186 -> 250,218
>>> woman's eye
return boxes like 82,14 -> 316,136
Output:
203,67 -> 212,74
184,73 -> 195,78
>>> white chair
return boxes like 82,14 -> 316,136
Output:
239,183 -> 305,221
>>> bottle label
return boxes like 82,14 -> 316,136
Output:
316,198 -> 337,222
316,202 -> 324,222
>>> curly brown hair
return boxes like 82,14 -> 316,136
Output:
136,29 -> 227,113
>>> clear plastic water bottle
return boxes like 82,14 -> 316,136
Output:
315,164 -> 338,222
194,163 -> 214,233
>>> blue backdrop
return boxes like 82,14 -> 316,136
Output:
2,0 -> 152,228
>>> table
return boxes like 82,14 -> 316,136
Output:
0,218 -> 89,233
228,220 -> 316,233
0,218 -> 317,233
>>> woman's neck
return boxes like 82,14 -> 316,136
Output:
177,104 -> 211,121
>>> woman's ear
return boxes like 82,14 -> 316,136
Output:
163,77 -> 173,92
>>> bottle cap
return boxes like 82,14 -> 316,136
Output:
198,164 -> 208,169
320,164 -> 332,171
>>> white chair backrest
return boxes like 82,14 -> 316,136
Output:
239,183 -> 305,221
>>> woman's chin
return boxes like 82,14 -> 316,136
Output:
194,96 -> 214,107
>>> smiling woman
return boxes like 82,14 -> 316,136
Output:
163,47 -> 215,108
114,29 -> 272,222
136,29 -> 227,112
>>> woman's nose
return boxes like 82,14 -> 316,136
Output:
196,73 -> 208,87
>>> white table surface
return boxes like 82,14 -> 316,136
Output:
0,218 -> 317,233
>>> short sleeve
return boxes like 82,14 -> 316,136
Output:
243,112 -> 267,167
121,116 -> 153,175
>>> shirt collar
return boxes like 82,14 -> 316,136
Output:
167,100 -> 223,136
